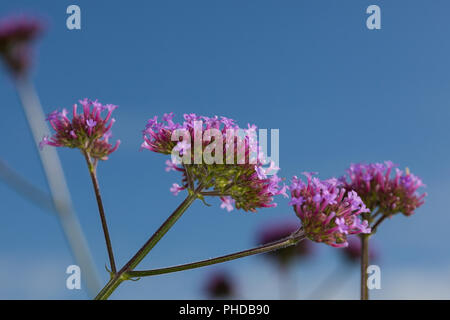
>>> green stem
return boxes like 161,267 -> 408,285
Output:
183,164 -> 194,190
127,229 -> 305,278
360,233 -> 370,300
360,211 -> 387,299
201,191 -> 231,197
94,184 -> 203,300
371,208 -> 382,220
83,151 -> 117,274
371,215 -> 387,234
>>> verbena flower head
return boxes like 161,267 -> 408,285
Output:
289,173 -> 371,248
340,161 -> 426,216
142,113 -> 287,212
0,14 -> 43,75
40,99 -> 120,160
257,221 -> 313,268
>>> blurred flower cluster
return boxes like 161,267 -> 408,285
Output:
0,15 -> 43,75
204,270 -> 237,299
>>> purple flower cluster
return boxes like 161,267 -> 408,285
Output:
0,15 -> 43,75
289,173 -> 371,248
340,162 -> 426,216
142,113 -> 287,212
40,99 -> 120,160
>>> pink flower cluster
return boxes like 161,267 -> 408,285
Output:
40,99 -> 120,160
340,162 -> 426,216
289,173 -> 371,248
0,15 -> 43,75
142,113 -> 287,212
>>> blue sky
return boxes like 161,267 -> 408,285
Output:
0,0 -> 449,299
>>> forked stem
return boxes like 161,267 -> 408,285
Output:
95,184 -> 204,300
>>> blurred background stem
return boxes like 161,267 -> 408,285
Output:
278,267 -> 296,300
10,75 -> 101,297
307,263 -> 355,299
0,158 -> 54,212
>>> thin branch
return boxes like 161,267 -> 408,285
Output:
371,215 -> 387,234
127,229 -> 305,278
83,150 -> 117,274
200,191 -> 231,197
183,164 -> 194,190
371,208 -> 382,220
